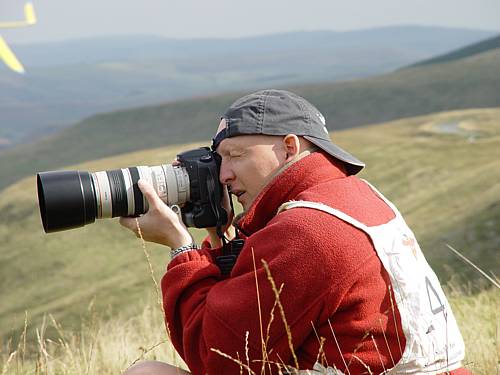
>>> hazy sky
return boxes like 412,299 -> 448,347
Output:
1,0 -> 499,44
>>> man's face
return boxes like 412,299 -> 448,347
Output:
214,119 -> 286,211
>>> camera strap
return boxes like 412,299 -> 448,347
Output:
216,238 -> 245,276
214,191 -> 245,275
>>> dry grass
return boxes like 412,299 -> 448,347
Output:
2,286 -> 497,375
1,238 -> 498,374
0,281 -> 498,374
447,285 -> 500,374
0,299 -> 187,375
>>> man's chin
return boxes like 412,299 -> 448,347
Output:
236,193 -> 248,209
233,195 -> 251,217
240,196 -> 255,212
232,212 -> 246,226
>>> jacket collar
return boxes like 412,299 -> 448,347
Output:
237,151 -> 347,236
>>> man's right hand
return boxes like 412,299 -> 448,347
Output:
119,179 -> 193,249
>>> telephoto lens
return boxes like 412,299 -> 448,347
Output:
37,147 -> 228,234
37,165 -> 190,233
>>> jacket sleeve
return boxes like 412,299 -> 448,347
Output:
161,210 -> 365,374
161,248 -> 225,374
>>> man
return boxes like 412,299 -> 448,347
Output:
121,90 -> 469,374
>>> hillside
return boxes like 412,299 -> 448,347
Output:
0,107 -> 498,343
0,26 -> 495,147
1,47 -> 500,191
409,33 -> 500,68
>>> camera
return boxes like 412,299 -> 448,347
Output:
37,147 -> 228,233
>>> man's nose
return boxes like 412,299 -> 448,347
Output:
219,160 -> 235,185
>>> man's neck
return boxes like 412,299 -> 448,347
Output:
269,147 -> 318,183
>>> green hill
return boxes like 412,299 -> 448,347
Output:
1,47 -> 500,191
0,108 -> 498,343
408,34 -> 500,68
1,26 -> 494,147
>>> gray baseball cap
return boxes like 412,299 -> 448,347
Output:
212,89 -> 364,175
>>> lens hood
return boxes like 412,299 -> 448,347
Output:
37,170 -> 96,233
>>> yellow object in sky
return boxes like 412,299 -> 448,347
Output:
0,2 -> 37,74
0,3 -> 37,27
0,35 -> 25,73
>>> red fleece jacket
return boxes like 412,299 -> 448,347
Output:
161,152 -> 469,375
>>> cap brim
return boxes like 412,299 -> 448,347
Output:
304,135 -> 365,175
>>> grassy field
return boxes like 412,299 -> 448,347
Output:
0,108 -> 499,372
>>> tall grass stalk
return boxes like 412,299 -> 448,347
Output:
135,218 -> 164,311
446,244 -> 500,289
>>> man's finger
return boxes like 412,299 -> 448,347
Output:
137,179 -> 163,209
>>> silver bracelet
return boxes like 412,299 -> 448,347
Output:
170,243 -> 199,259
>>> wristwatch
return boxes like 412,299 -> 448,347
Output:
170,243 -> 200,259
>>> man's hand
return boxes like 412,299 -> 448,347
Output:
119,179 -> 193,249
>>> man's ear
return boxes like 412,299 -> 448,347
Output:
282,134 -> 300,162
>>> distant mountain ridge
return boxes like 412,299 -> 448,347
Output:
10,26 -> 496,68
1,44 -> 499,191
0,26 -> 495,148
408,33 -> 500,68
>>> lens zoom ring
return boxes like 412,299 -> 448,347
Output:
107,169 -> 128,217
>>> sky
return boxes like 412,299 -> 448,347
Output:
1,0 -> 500,44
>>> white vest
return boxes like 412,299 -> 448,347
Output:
277,181 -> 465,374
